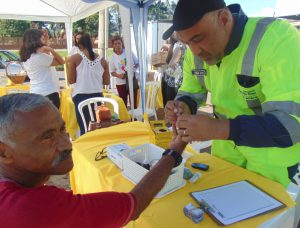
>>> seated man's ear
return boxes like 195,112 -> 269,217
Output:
0,142 -> 13,164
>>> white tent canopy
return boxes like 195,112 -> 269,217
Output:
0,0 -> 152,117
0,0 -> 114,22
0,0 -> 66,22
0,0 -> 115,51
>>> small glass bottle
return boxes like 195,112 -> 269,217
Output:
88,121 -> 97,131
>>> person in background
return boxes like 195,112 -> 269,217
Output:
164,0 -> 300,187
158,42 -> 169,106
20,29 -> 64,109
67,33 -> 110,135
66,32 -> 84,91
109,35 -> 139,108
161,33 -> 186,106
68,31 -> 84,56
160,42 -> 170,53
40,27 -> 61,91
31,21 -> 38,29
40,28 -> 50,46
0,93 -> 186,228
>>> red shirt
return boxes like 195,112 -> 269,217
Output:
0,181 -> 136,228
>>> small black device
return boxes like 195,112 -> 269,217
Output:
191,163 -> 209,171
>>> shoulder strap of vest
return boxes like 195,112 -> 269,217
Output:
241,17 -> 276,116
241,17 -> 276,76
194,56 -> 203,69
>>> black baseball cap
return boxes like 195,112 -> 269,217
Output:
163,0 -> 226,40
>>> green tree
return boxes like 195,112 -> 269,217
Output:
148,0 -> 174,20
73,13 -> 99,37
84,14 -> 99,37
0,20 -> 30,37
108,4 -> 121,38
73,19 -> 85,35
71,4 -> 122,43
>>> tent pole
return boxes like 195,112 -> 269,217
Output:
138,6 -> 147,115
104,8 -> 109,60
119,5 -> 135,119
65,19 -> 73,54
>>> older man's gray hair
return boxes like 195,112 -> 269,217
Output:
0,93 -> 52,145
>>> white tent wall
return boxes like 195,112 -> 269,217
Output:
97,10 -> 106,57
129,1 -> 156,115
119,5 -> 135,118
64,21 -> 73,53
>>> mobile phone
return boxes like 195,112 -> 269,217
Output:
191,163 -> 209,171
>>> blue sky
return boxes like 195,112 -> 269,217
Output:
168,0 -> 300,17
225,0 -> 276,16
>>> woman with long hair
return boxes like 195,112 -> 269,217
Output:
68,31 -> 84,56
67,33 -> 110,135
109,35 -> 139,108
20,29 -> 65,109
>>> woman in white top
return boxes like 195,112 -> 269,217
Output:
68,31 -> 84,56
20,29 -> 65,109
67,33 -> 110,135
109,36 -> 139,108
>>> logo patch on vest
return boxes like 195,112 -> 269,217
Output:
192,69 -> 206,76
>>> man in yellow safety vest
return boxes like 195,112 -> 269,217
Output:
164,0 -> 300,187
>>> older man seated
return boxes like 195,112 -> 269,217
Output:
0,93 -> 186,228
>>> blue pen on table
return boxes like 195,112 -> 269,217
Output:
199,200 -> 224,218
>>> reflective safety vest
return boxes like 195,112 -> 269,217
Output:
177,17 -> 300,187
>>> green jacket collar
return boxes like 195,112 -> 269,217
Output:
224,4 -> 248,57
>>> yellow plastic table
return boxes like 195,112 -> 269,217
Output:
0,84 -> 30,96
70,122 -> 295,228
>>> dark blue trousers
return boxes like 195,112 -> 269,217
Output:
72,93 -> 103,135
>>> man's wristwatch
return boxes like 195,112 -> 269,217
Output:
162,149 -> 183,167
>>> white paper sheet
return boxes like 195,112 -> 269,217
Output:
191,180 -> 284,225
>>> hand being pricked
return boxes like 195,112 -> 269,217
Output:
176,114 -> 230,143
164,100 -> 191,124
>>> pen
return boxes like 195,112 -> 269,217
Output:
199,200 -> 214,213
199,200 -> 224,218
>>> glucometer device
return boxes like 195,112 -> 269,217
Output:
191,163 -> 209,171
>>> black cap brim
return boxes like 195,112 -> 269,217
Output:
162,25 -> 175,40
